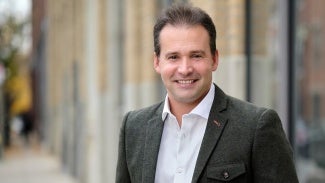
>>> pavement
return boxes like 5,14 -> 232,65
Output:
0,135 -> 77,183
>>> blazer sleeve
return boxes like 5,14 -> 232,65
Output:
252,109 -> 299,182
116,112 -> 131,183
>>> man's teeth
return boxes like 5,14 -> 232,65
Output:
178,80 -> 194,84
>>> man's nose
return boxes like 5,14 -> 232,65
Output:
177,58 -> 193,75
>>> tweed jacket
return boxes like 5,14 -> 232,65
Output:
116,85 -> 299,183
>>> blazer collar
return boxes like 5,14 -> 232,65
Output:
142,102 -> 164,183
192,84 -> 229,182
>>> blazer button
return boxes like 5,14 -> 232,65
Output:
222,171 -> 230,179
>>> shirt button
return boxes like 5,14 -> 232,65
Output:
176,167 -> 183,173
182,133 -> 186,138
223,171 -> 230,179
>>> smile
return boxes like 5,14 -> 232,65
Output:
177,80 -> 195,84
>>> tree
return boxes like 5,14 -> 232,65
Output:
0,3 -> 31,147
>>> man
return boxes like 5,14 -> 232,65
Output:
116,3 -> 298,183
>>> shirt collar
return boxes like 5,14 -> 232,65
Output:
162,83 -> 215,120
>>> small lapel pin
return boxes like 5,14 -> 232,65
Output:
213,120 -> 221,127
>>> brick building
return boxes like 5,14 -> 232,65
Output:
30,0 -> 325,182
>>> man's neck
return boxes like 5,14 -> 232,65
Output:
168,95 -> 207,127
169,101 -> 196,127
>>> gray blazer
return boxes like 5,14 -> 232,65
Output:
116,85 -> 299,183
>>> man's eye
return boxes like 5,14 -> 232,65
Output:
168,55 -> 178,60
192,54 -> 202,58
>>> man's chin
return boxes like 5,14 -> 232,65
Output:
173,95 -> 201,105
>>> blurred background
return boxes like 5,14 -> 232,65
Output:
0,0 -> 324,182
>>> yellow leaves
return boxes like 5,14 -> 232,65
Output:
5,73 -> 32,116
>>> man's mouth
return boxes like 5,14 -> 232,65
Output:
177,80 -> 196,84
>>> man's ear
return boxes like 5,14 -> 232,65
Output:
212,49 -> 219,71
153,52 -> 161,74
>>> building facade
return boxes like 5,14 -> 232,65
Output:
31,0 -> 325,182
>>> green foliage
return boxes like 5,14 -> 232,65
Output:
0,15 -> 28,80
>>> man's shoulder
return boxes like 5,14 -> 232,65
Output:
225,95 -> 270,117
223,95 -> 282,130
214,84 -> 269,116
227,95 -> 262,109
125,101 -> 164,121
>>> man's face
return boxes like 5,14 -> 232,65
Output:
154,24 -> 218,106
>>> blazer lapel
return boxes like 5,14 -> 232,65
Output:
192,85 -> 229,182
142,104 -> 164,183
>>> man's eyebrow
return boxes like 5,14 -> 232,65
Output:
190,50 -> 206,55
164,51 -> 179,56
163,50 -> 206,57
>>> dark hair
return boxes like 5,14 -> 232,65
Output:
153,3 -> 217,56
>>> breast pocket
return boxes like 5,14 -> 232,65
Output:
207,162 -> 246,182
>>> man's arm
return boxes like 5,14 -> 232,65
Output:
116,112 -> 131,183
252,109 -> 299,182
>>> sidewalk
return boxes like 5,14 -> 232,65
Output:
0,136 -> 77,183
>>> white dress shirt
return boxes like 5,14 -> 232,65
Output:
154,84 -> 215,183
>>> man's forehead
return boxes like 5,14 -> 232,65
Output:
159,25 -> 209,40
